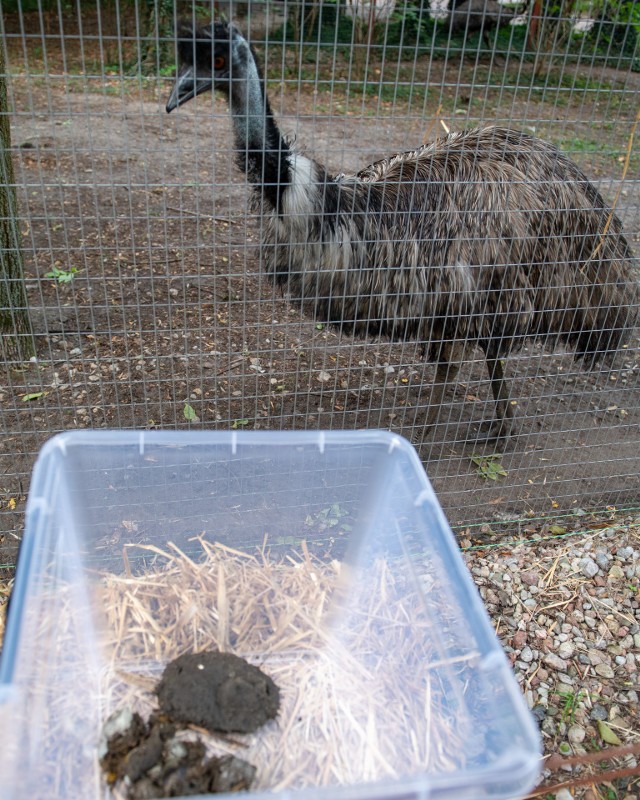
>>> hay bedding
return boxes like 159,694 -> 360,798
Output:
30,538 -> 474,797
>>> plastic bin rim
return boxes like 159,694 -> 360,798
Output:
35,429 -> 415,460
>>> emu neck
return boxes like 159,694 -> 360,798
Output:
228,37 -> 290,211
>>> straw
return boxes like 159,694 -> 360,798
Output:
97,539 -> 471,792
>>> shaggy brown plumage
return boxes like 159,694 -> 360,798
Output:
167,21 -> 638,438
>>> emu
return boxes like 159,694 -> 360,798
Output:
166,21 -> 638,440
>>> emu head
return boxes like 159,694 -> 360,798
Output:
166,21 -> 239,112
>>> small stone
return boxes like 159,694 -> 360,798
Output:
590,704 -> 608,721
531,705 -> 546,722
541,717 -> 556,736
595,663 -> 615,679
557,641 -> 574,660
579,557 -> 599,578
521,570 -> 540,586
595,552 -> 610,570
587,648 -> 605,665
567,724 -> 586,744
544,653 -> 568,671
616,547 -> 633,560
520,646 -> 534,663
608,565 -> 625,580
555,789 -> 574,800
512,630 -> 527,649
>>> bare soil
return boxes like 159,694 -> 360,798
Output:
1,18 -> 640,576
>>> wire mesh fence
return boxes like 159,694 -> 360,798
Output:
1,0 -> 639,564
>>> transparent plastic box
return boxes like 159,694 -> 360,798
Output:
0,430 -> 540,800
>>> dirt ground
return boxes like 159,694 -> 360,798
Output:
1,18 -> 640,575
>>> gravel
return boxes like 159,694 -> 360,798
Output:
462,521 -> 640,798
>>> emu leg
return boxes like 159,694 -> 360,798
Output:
426,342 -> 465,429
482,356 -> 516,440
426,361 -> 462,427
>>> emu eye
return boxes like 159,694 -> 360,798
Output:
214,56 -> 225,70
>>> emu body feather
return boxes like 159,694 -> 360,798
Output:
167,21 -> 638,439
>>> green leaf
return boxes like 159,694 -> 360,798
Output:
183,403 -> 198,422
231,418 -> 249,429
598,721 -> 622,746
44,265 -> 77,284
22,392 -> 44,401
549,524 -> 567,535
471,453 -> 507,480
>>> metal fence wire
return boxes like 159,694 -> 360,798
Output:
1,0 -> 639,556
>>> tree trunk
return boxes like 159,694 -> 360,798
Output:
135,0 -> 174,75
0,45 -> 34,361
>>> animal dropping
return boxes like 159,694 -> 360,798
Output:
99,708 -> 256,798
156,651 -> 280,733
167,21 -> 638,441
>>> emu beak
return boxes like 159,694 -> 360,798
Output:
166,64 -> 213,113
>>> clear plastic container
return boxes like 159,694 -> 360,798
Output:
0,430 -> 540,800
